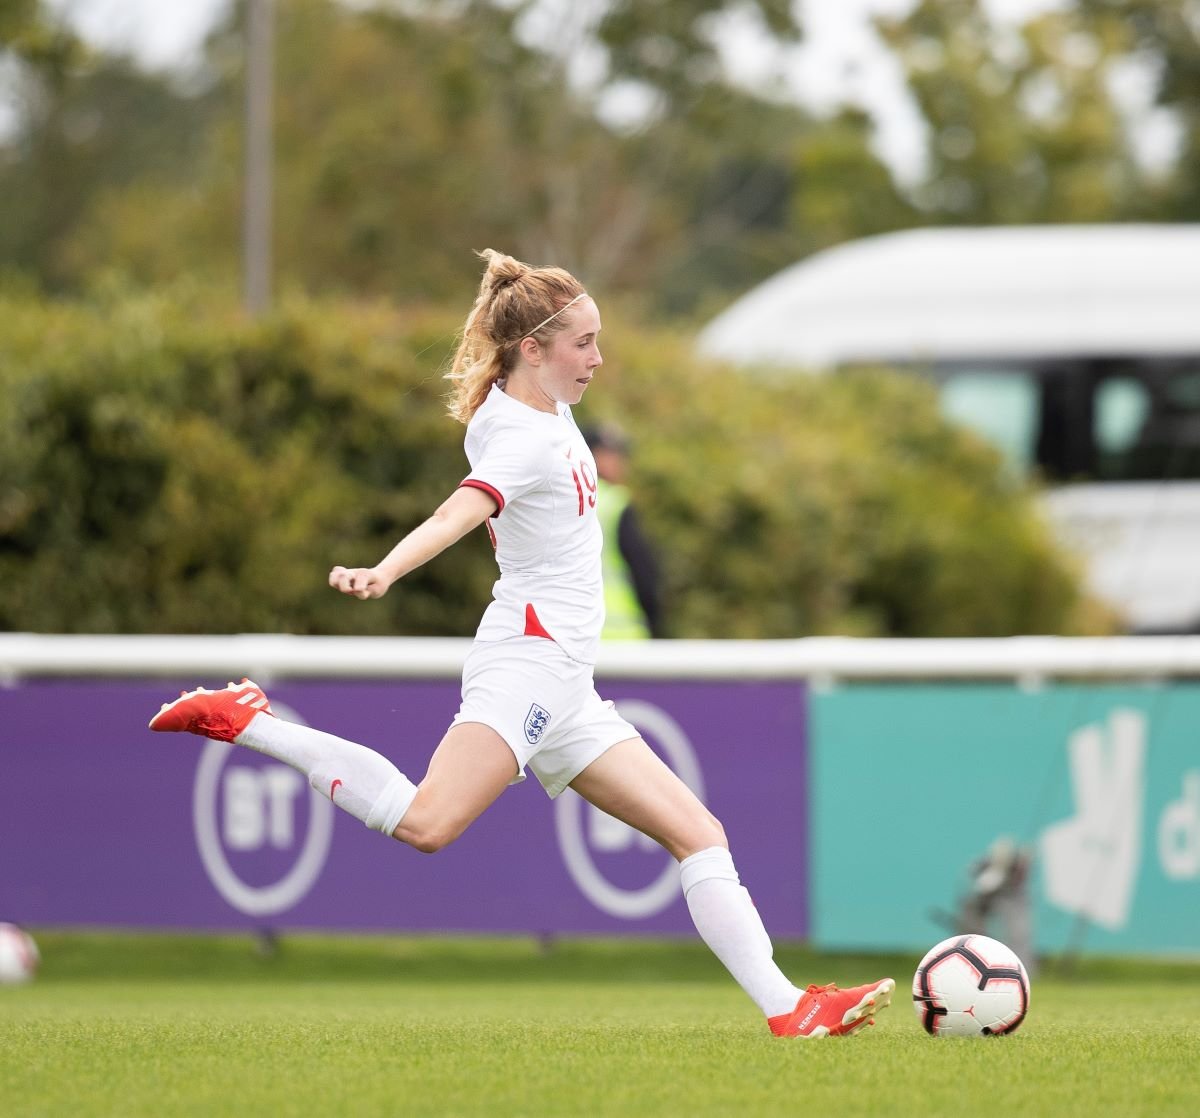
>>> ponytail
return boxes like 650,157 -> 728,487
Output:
445,249 -> 586,424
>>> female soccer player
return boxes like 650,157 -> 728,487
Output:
150,250 -> 894,1038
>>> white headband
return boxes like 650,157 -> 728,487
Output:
522,292 -> 588,340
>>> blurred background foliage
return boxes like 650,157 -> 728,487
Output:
6,0 -> 1197,309
3,0 -> 1193,635
0,290 -> 1095,636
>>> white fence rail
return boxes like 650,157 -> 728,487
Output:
5,633 -> 1200,683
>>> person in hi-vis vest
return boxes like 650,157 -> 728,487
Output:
584,422 -> 664,639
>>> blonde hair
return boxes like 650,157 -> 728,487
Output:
445,249 -> 587,424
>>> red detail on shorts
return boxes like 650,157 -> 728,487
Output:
459,479 -> 504,515
524,603 -> 555,640
330,779 -> 343,800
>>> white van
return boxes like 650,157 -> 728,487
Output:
697,225 -> 1200,633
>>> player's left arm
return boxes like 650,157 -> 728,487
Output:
329,485 -> 498,600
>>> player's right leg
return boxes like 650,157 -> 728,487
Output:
149,680 -> 516,851
391,721 -> 518,853
150,679 -> 419,838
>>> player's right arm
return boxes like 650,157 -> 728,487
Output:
329,485 -> 498,600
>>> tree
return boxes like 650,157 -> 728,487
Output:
0,1 -> 216,289
543,0 -> 807,299
878,0 -> 1142,223
1078,0 -> 1200,219
60,0 -> 608,301
0,0 -> 77,75
44,0 -> 906,315
0,289 -> 1099,637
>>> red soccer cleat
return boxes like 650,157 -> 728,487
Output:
148,678 -> 274,743
768,977 -> 896,1038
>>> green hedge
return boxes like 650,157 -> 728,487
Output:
0,289 -> 1098,636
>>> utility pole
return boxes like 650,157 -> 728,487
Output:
243,0 -> 274,315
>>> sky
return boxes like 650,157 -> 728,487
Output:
33,0 -> 1151,186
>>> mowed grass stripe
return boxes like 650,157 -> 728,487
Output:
1,936 -> 1198,1117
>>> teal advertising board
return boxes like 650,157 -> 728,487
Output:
812,684 -> 1200,955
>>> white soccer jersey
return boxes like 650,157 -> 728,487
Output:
459,383 -> 604,664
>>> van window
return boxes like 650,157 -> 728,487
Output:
1165,368 -> 1200,411
939,370 -> 1038,474
1094,376 -> 1151,473
1094,363 -> 1200,481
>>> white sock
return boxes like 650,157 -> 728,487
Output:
680,846 -> 802,1018
235,713 -> 417,836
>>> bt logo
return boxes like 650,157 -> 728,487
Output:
192,700 -> 333,916
222,765 -> 305,850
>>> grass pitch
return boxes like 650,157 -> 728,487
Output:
1,935 -> 1198,1117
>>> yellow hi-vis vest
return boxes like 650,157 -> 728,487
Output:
597,478 -> 651,640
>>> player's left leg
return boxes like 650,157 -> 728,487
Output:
568,736 -> 893,1037
568,738 -> 802,1020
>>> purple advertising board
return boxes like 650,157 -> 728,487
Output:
1,678 -> 808,937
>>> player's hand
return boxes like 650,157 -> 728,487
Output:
328,566 -> 390,600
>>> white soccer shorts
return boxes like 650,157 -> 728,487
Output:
451,637 -> 639,797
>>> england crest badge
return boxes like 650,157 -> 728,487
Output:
524,703 -> 551,745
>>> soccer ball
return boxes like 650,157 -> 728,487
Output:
912,934 -> 1029,1036
0,923 -> 40,985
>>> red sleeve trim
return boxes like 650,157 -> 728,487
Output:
459,479 -> 504,516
